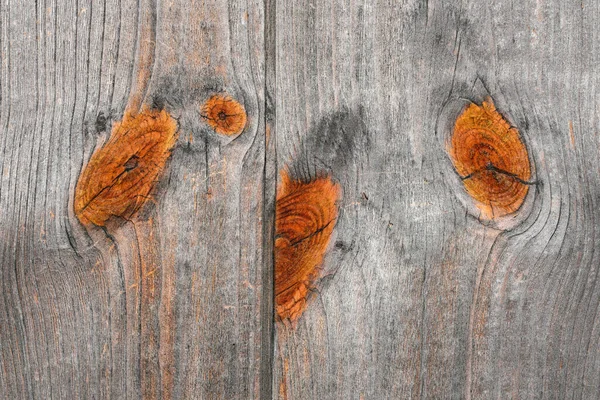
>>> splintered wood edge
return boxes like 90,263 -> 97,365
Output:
74,108 -> 178,227
274,169 -> 341,325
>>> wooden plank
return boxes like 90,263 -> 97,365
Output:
274,0 -> 600,399
3,0 -> 600,398
0,0 -> 270,399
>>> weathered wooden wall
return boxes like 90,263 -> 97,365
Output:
0,0 -> 272,398
2,0 -> 600,399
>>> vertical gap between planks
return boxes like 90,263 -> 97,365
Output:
260,0 -> 277,398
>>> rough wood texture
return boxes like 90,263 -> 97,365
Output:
274,0 -> 600,399
0,0 -> 270,398
2,0 -> 600,399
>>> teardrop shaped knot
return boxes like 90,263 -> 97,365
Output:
448,99 -> 532,219
275,170 -> 341,323
74,108 -> 178,227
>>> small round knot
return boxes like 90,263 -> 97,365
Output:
201,94 -> 247,136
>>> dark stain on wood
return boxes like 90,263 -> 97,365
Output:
287,108 -> 370,182
95,112 -> 107,133
275,169 -> 341,324
150,73 -> 226,111
447,98 -> 533,219
74,108 -> 179,226
201,94 -> 247,136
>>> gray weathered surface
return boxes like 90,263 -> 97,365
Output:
2,0 -> 600,399
0,0 -> 270,398
274,0 -> 600,399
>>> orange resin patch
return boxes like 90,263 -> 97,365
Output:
448,99 -> 531,219
275,170 -> 341,323
201,94 -> 247,136
75,109 -> 178,226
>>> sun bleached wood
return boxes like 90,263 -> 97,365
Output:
274,1 -> 600,399
0,0 -> 270,399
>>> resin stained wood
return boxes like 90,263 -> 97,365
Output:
0,0 -> 270,399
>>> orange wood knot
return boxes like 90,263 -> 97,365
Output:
275,170 -> 341,323
448,98 -> 532,219
74,108 -> 178,226
201,94 -> 247,136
